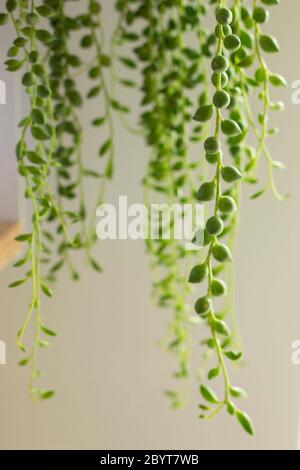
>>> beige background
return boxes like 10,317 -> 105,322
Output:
0,1 -> 300,450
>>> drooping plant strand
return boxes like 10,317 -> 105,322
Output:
190,0 -> 285,434
109,0 -> 285,423
0,0 -> 119,398
3,0 -> 73,399
0,0 -> 286,435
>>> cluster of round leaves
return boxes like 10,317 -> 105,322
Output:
190,5 -> 256,436
1,0 -> 67,401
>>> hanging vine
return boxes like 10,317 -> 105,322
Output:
189,0 -> 285,434
1,0 -> 117,398
0,0 -> 285,435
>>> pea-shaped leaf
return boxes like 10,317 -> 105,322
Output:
37,85 -> 50,98
13,37 -> 27,48
212,319 -> 230,336
13,253 -> 30,267
36,5 -> 55,17
5,59 -> 23,72
89,258 -> 103,273
27,151 -> 45,165
26,165 -> 42,176
41,326 -> 57,337
119,56 -> 136,69
0,13 -> 9,25
221,119 -> 242,136
238,55 -> 255,68
41,283 -> 53,298
87,86 -> 101,98
212,243 -> 232,262
15,233 -> 32,242
31,108 -> 45,125
250,188 -> 266,200
36,29 -> 53,44
227,402 -> 235,415
208,366 -> 220,380
19,358 -> 30,366
188,264 -> 207,283
99,138 -> 112,157
269,73 -> 287,87
92,117 -> 106,127
8,278 -> 28,288
22,72 -> 34,87
197,181 -> 216,201
239,30 -> 253,49
81,35 -> 93,48
101,54 -> 111,66
105,159 -> 114,179
6,0 -> 17,12
31,126 -> 50,141
40,390 -> 55,400
68,90 -> 82,107
261,0 -> 279,5
221,165 -> 242,183
224,350 -> 242,361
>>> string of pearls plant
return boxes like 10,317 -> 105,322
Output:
0,0 -> 285,434
0,0 -> 116,399
121,0 -> 211,409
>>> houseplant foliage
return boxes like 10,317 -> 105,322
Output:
1,0 -> 118,400
0,0 -> 285,434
